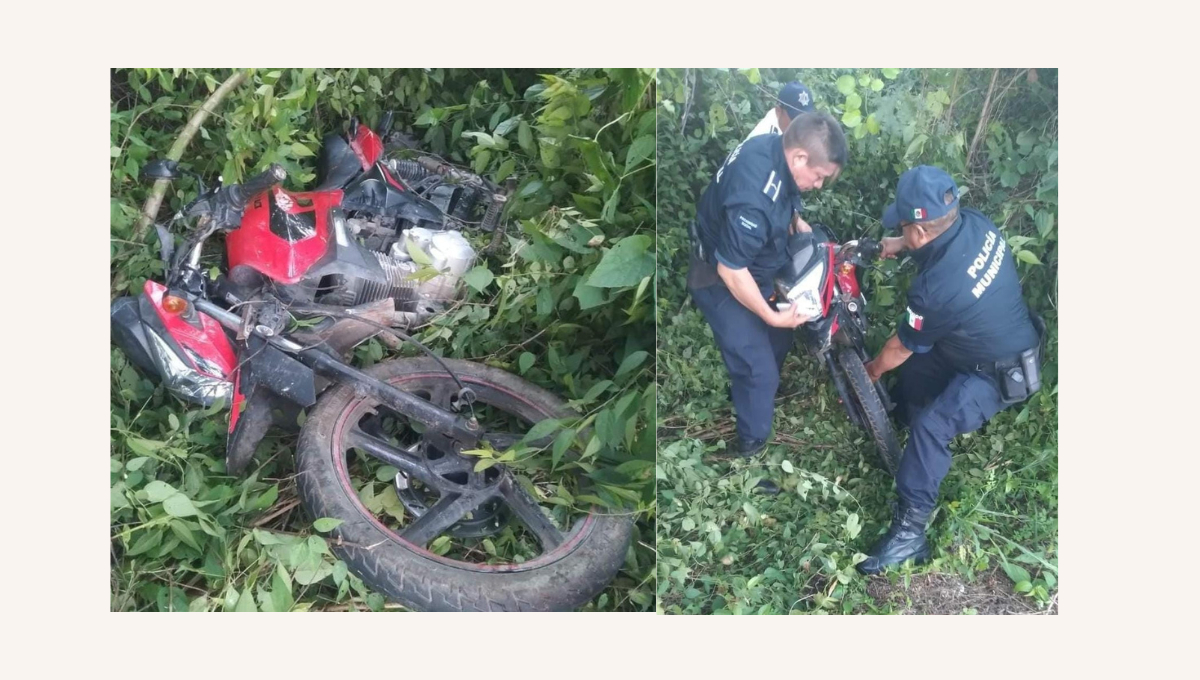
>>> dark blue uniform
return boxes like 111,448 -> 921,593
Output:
688,134 -> 802,443
891,207 -> 1040,512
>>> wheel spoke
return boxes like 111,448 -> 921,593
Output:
399,493 -> 485,547
497,476 -> 565,550
345,427 -> 435,486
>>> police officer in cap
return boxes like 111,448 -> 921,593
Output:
746,81 -> 816,140
687,112 -> 848,458
858,165 -> 1045,574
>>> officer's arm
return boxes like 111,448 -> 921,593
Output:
865,334 -> 912,382
716,263 -> 805,327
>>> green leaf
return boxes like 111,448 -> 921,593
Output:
624,134 -> 655,173
587,235 -> 654,288
871,78 -> 884,92
463,265 -> 495,292
518,352 -> 535,374
836,75 -> 856,95
844,513 -> 862,540
162,493 -> 198,518
1002,562 -> 1032,585
573,279 -> 608,310
615,351 -> 649,380
781,460 -> 794,474
291,142 -> 314,158
494,158 -> 516,184
742,502 -> 760,525
143,480 -> 177,503
233,588 -> 258,612
841,109 -> 862,128
844,93 -> 862,111
127,437 -> 165,456
313,517 -> 344,533
271,565 -> 294,612
865,114 -> 880,135
473,148 -> 491,174
881,68 -> 901,80
406,238 -> 433,265
1016,250 -> 1042,266
522,418 -> 562,444
518,121 -> 535,154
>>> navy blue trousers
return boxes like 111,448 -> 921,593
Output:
891,350 -> 1008,512
692,283 -> 794,442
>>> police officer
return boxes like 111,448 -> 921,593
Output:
858,165 -> 1044,574
687,112 -> 848,457
745,81 -> 816,141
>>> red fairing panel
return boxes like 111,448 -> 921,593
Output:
229,371 -> 244,433
835,261 -> 861,299
226,187 -> 343,284
350,125 -> 384,169
144,280 -> 237,378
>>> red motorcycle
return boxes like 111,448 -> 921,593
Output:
111,115 -> 633,611
771,225 -> 902,474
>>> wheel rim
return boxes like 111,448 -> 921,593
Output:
329,372 -> 597,572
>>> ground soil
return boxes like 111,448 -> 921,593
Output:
865,567 -> 1058,615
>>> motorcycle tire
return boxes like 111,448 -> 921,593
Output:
295,357 -> 634,612
834,347 -> 903,476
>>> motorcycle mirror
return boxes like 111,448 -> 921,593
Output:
349,116 -> 360,139
141,159 -> 182,182
379,110 -> 394,134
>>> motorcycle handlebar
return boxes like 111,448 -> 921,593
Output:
856,238 -> 882,260
227,163 -> 287,210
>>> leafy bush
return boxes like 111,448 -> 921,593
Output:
656,68 -> 1057,614
110,68 -> 655,611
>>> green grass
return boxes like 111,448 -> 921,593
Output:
655,293 -> 1058,614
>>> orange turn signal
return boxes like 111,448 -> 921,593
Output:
162,296 -> 189,314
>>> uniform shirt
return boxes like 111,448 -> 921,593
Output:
897,208 -> 1040,367
745,108 -> 782,140
695,134 -> 802,295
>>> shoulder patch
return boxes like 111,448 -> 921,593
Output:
737,214 -> 759,230
906,306 -> 924,331
763,170 -> 783,201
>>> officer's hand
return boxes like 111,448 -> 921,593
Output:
865,359 -> 884,382
880,237 -> 905,259
790,214 -> 813,235
765,304 -> 810,328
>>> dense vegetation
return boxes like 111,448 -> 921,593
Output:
110,68 -> 655,611
656,69 -> 1057,614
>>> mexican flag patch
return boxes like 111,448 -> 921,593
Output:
912,207 -> 926,220
906,307 -> 924,330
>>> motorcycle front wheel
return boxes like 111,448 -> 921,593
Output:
833,347 -> 903,476
295,357 -> 634,612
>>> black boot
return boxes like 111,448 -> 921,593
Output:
736,437 -> 767,458
856,503 -> 932,575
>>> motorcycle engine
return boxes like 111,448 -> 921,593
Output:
316,217 -> 476,311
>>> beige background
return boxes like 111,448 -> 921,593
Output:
2,0 -> 1195,675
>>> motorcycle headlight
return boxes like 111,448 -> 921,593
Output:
144,329 -> 233,407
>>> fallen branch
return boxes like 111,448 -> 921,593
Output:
130,69 -> 249,244
965,69 -> 1000,169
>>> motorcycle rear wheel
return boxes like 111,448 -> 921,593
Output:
295,357 -> 633,611
834,347 -> 903,476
